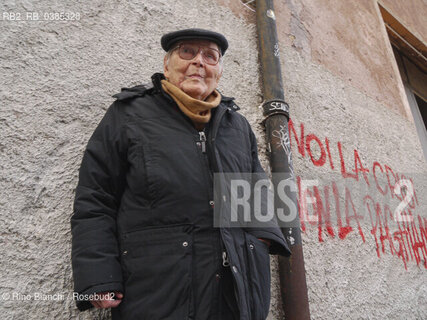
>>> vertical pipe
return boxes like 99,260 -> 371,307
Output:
255,0 -> 311,319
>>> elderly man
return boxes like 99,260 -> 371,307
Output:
71,28 -> 290,320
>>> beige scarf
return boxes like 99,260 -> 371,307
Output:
161,80 -> 221,130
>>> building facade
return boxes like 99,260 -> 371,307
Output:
0,0 -> 425,319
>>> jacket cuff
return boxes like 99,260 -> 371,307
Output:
74,282 -> 123,311
245,229 -> 291,256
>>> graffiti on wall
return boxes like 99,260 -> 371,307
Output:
288,119 -> 427,270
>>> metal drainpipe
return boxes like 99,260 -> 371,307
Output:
255,0 -> 311,319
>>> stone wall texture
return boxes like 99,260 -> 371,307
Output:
1,0 -> 426,319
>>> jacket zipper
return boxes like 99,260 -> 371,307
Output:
165,92 -> 228,276
162,90 -> 235,308
199,131 -> 207,153
222,250 -> 230,267
198,129 -> 214,196
160,87 -> 239,314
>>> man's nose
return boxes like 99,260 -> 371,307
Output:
190,51 -> 204,66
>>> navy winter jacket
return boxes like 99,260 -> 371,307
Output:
71,73 -> 290,319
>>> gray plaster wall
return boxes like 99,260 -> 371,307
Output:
281,48 -> 427,320
0,0 -> 426,320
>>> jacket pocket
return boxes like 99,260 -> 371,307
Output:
244,232 -> 271,320
120,224 -> 194,320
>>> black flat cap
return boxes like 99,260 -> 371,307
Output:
161,28 -> 228,56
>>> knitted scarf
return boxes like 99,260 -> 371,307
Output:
161,79 -> 221,130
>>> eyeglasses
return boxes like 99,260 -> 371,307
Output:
171,44 -> 221,65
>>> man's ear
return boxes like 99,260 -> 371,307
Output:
163,55 -> 169,79
216,67 -> 223,81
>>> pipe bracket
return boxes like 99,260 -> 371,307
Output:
261,99 -> 290,124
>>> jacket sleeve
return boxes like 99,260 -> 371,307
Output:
71,102 -> 128,311
244,124 -> 291,257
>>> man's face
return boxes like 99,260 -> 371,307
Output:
164,40 -> 222,100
